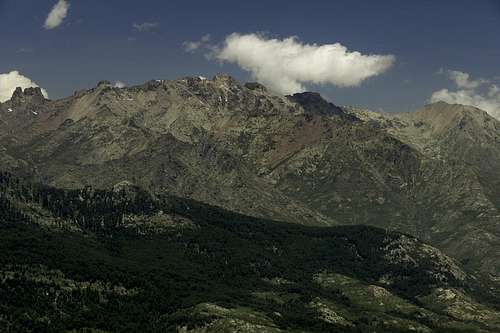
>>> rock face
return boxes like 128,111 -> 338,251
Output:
287,92 -> 344,116
353,102 -> 500,275
10,86 -> 46,106
0,74 -> 499,275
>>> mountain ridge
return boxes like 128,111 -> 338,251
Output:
1,74 -> 499,276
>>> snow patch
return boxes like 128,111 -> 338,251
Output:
7,108 -> 13,112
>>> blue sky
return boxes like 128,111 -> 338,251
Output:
1,0 -> 500,113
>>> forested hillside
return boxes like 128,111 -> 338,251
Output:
1,173 -> 499,332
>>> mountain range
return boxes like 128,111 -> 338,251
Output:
1,75 -> 499,332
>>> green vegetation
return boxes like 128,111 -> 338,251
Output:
0,173 -> 499,332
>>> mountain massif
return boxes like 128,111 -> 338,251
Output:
0,75 -> 499,332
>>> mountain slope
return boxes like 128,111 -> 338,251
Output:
0,76 -> 422,229
0,76 -> 499,276
356,102 -> 500,274
1,173 -> 499,332
0,78 -> 330,225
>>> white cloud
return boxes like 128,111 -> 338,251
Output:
445,69 -> 487,89
44,0 -> 70,30
114,81 -> 126,88
488,85 -> 499,97
0,71 -> 48,103
209,33 -> 395,94
133,22 -> 159,32
183,34 -> 211,53
430,70 -> 500,119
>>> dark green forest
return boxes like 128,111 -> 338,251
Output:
0,172 -> 499,333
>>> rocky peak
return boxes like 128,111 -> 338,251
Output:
11,87 -> 23,99
414,101 -> 498,136
10,86 -> 46,106
10,87 -> 24,105
97,80 -> 112,87
212,73 -> 240,87
287,92 -> 348,118
244,82 -> 267,92
24,87 -> 45,98
92,80 -> 113,94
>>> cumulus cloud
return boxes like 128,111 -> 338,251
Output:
133,22 -> 159,32
443,69 -> 487,89
0,71 -> 48,103
207,33 -> 395,94
183,34 -> 211,53
44,0 -> 70,30
430,70 -> 500,119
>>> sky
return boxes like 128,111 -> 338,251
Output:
1,0 -> 500,115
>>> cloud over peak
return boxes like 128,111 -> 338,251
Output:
0,71 -> 48,103
207,33 -> 395,94
44,0 -> 70,30
430,70 -> 500,119
444,69 -> 487,90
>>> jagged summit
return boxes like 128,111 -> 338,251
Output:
288,91 -> 354,119
244,82 -> 267,92
11,87 -> 23,100
97,80 -> 112,87
212,73 -> 240,84
9,86 -> 46,106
